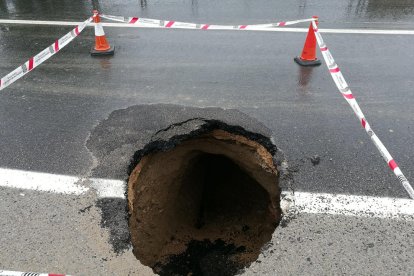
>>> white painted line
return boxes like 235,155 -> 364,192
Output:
0,270 -> 63,276
0,167 -> 88,195
0,167 -> 124,198
89,178 -> 125,198
0,19 -> 83,26
287,191 -> 414,220
1,167 -> 413,219
0,19 -> 414,35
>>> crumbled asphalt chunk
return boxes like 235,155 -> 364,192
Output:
310,155 -> 321,166
78,204 -> 92,214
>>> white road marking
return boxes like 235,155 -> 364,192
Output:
0,167 -> 123,198
0,270 -> 51,276
0,167 -> 88,195
1,167 -> 414,220
0,19 -> 414,35
282,191 -> 414,220
89,178 -> 125,198
0,19 -> 82,26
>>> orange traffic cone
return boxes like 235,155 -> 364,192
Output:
90,10 -> 115,56
294,16 -> 321,66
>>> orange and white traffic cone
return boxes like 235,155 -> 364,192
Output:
90,10 -> 115,56
294,16 -> 321,66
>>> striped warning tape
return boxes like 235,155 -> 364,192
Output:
100,14 -> 316,31
0,17 -> 92,92
311,20 -> 414,199
0,15 -> 314,91
0,270 -> 66,276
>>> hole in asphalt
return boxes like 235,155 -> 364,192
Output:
127,129 -> 280,275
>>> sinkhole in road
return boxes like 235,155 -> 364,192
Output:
127,129 -> 280,275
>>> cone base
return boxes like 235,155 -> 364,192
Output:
91,46 -> 115,56
294,56 -> 321,67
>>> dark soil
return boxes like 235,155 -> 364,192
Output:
153,239 -> 246,276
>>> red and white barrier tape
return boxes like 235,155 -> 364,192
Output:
0,15 -> 314,91
0,270 -> 66,276
311,20 -> 414,199
0,17 -> 92,92
100,14 -> 315,31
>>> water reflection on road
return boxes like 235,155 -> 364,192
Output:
347,0 -> 414,21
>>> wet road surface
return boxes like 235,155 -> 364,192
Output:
1,0 -> 414,275
1,25 -> 413,197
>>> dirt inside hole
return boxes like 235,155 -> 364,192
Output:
128,130 -> 280,275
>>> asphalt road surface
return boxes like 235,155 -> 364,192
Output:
1,0 -> 413,275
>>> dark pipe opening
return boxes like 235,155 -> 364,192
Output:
179,153 -> 272,232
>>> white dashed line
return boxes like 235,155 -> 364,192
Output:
1,167 -> 413,220
0,19 -> 413,35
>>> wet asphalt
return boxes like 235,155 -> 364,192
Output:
1,22 -> 413,197
0,0 -> 414,275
